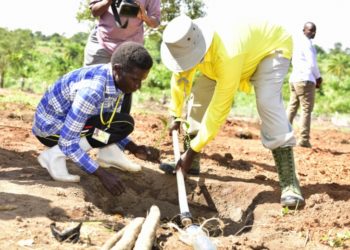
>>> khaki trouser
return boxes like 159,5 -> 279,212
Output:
186,74 -> 216,135
186,52 -> 296,150
287,81 -> 316,143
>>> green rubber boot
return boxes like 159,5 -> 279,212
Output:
272,146 -> 304,208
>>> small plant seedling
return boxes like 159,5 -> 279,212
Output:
281,206 -> 290,216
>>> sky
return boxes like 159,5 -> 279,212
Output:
204,0 -> 350,51
0,0 -> 90,36
0,0 -> 349,51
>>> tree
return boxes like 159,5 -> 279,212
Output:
329,42 -> 344,55
70,32 -> 89,45
315,44 -> 326,56
0,28 -> 36,88
34,31 -> 48,41
160,0 -> 182,22
76,0 -> 94,22
9,29 -> 36,89
76,0 -> 205,25
182,0 -> 205,19
327,53 -> 350,80
0,28 -> 12,88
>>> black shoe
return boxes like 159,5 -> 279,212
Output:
159,162 -> 176,175
159,162 -> 200,176
281,195 -> 305,208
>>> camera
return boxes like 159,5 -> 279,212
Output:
116,0 -> 140,17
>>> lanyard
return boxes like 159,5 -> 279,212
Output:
100,95 -> 122,128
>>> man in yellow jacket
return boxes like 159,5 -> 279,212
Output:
160,15 -> 304,207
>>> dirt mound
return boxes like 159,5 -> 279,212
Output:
0,101 -> 350,249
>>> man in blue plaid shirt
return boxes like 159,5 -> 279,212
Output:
32,42 -> 156,196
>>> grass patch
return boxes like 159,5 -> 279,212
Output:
230,92 -> 258,118
0,89 -> 40,108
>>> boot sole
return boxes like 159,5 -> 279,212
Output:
281,196 -> 305,208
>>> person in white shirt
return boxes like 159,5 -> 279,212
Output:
287,22 -> 322,148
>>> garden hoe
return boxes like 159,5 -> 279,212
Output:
172,130 -> 217,250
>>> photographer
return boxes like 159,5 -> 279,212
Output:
84,0 -> 161,66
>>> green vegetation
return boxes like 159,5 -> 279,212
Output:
0,1 -> 349,117
280,205 -> 301,217
321,230 -> 350,248
281,206 -> 290,216
0,28 -> 88,94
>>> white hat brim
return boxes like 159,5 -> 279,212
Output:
161,18 -> 214,72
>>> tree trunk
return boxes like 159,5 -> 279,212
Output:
0,71 -> 4,88
20,77 -> 25,90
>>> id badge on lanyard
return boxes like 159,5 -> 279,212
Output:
92,95 -> 121,144
92,127 -> 111,144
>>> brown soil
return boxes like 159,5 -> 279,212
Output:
1,91 -> 350,250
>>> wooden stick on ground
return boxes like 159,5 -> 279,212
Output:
101,227 -> 126,250
111,217 -> 145,250
133,205 -> 161,250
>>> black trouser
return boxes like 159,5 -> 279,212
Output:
120,93 -> 132,114
36,112 -> 134,148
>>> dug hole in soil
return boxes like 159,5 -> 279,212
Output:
0,94 -> 350,249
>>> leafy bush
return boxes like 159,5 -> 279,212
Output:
145,63 -> 172,89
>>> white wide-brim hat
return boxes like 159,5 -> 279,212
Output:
161,15 -> 214,72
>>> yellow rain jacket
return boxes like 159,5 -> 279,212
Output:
169,20 -> 293,152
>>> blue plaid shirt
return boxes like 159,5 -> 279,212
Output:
32,64 -> 130,173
